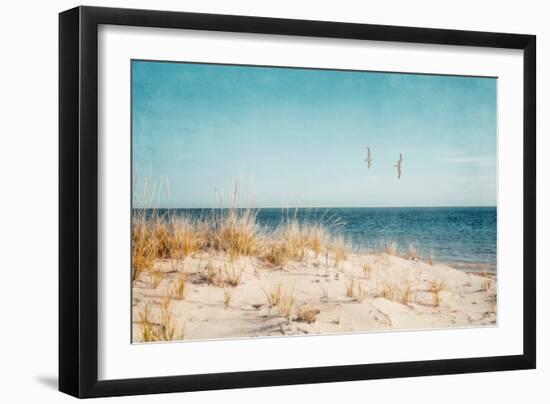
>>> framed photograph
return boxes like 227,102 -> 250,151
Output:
59,6 -> 536,398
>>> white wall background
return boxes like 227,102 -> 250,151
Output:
0,0 -> 546,402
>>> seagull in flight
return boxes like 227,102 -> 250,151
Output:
364,147 -> 373,168
394,153 -> 403,179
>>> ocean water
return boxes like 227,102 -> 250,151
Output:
143,207 -> 497,272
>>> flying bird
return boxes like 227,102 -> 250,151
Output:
364,147 -> 373,168
394,153 -> 403,179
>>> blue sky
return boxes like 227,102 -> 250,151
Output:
132,60 -> 497,208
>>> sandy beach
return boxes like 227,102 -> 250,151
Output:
132,249 -> 497,342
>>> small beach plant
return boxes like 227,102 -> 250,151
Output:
172,273 -> 188,300
138,305 -> 157,342
383,240 -> 398,255
362,263 -> 371,279
430,279 -> 447,306
223,286 -> 233,309
346,279 -> 356,298
264,283 -> 283,308
223,264 -> 244,287
150,270 -> 163,289
296,304 -> 320,323
401,283 -> 414,305
277,288 -> 296,320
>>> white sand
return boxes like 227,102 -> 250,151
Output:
132,251 -> 497,342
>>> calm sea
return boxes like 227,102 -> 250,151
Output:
141,207 -> 497,272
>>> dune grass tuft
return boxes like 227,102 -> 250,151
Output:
383,240 -> 398,256
150,270 -> 164,289
362,263 -> 371,279
277,288 -> 296,320
138,305 -> 157,342
379,282 -> 413,305
132,212 -> 158,283
169,215 -> 205,259
223,264 -> 244,287
172,273 -> 188,300
263,242 -> 289,267
430,279 -> 447,306
346,279 -> 356,298
296,304 -> 320,323
265,283 -> 283,308
330,236 -> 349,267
223,286 -> 233,309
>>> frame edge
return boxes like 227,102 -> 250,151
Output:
58,6 -> 81,398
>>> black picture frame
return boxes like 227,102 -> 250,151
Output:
59,5 -> 536,398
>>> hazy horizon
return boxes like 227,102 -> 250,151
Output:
132,60 -> 497,209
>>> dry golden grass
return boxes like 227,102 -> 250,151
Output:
401,283 -> 414,305
152,216 -> 172,259
277,288 -> 296,320
214,208 -> 261,261
280,221 -> 308,261
263,242 -> 289,267
296,304 -> 320,323
380,282 -> 397,301
169,215 -> 205,259
208,185 -> 262,261
264,283 -> 296,320
205,257 -> 218,285
132,213 -> 157,283
383,240 -> 398,255
265,283 -> 283,308
223,286 -> 233,309
308,225 -> 326,258
138,305 -> 157,342
160,294 -> 171,325
159,294 -> 178,341
355,282 -> 367,302
346,279 -> 367,302
263,221 -> 343,267
346,279 -> 356,298
137,301 -> 182,342
172,274 -> 188,300
380,282 -> 414,305
330,236 -> 349,267
362,263 -> 371,279
430,279 -> 447,307
131,187 -> 354,285
223,264 -> 244,287
150,270 -> 164,289
278,212 -> 330,261
481,278 -> 492,292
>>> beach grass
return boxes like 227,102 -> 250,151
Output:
296,304 -> 320,323
132,191 -> 353,276
430,279 -> 447,306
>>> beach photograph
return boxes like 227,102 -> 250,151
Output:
131,60 -> 497,343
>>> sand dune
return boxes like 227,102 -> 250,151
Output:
132,250 -> 497,342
